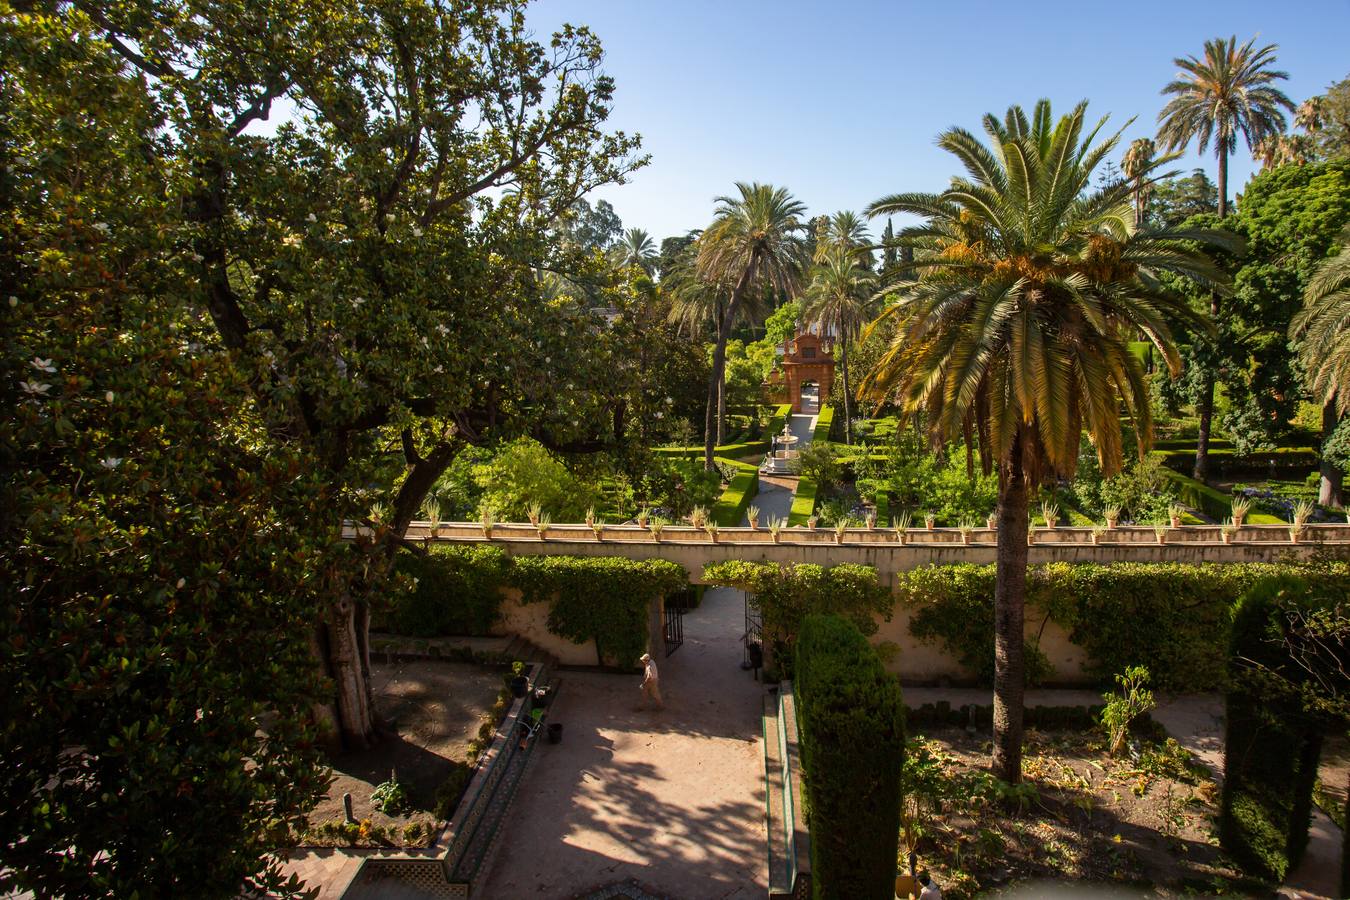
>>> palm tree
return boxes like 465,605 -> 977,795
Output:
1157,36 -> 1293,482
695,183 -> 808,468
814,210 -> 873,264
803,247 -> 876,444
1296,96 -> 1327,135
1290,227 -> 1350,505
617,227 -> 659,275
1121,138 -> 1159,228
863,100 -> 1229,782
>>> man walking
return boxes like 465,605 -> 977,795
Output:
639,652 -> 663,710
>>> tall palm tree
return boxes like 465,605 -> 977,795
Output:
1157,37 -> 1293,482
617,227 -> 659,275
813,210 -> 873,264
1296,96 -> 1327,135
864,100 -> 1229,783
1121,138 -> 1159,228
695,183 -> 808,468
1290,227 -> 1350,505
803,247 -> 876,444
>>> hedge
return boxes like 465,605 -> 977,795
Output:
794,615 -> 904,900
787,477 -> 818,526
382,550 -> 687,668
1159,468 -> 1285,524
812,405 -> 835,444
653,440 -> 769,459
1158,447 -> 1318,480
713,465 -> 759,527
383,544 -> 513,636
1220,575 -> 1337,883
894,561 -> 1350,691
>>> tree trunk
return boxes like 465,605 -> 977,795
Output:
840,336 -> 853,445
1320,401 -> 1343,507
1195,150 -> 1231,483
993,437 -> 1029,783
717,372 -> 726,445
704,260 -> 758,469
327,595 -> 375,751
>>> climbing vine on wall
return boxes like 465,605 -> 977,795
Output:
512,556 -> 687,667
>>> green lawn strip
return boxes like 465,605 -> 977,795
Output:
712,460 -> 759,527
788,477 -> 818,526
766,403 -> 792,437
653,440 -> 770,458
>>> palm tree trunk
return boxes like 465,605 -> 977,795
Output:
717,374 -> 726,445
1320,400 -> 1343,507
705,262 -> 757,469
993,436 -> 1029,783
1194,150 -> 1228,483
840,336 -> 853,444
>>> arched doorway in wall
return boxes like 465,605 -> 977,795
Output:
799,380 -> 819,414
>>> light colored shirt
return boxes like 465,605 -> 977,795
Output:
643,659 -> 659,684
920,882 -> 942,900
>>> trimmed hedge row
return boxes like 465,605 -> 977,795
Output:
1220,575 -> 1348,885
894,561 -> 1350,691
653,440 -> 769,459
1158,447 -> 1318,480
383,548 -> 687,667
787,477 -> 818,526
795,615 -> 904,900
713,465 -> 759,527
766,402 -> 792,438
1159,468 -> 1285,524
811,405 -> 834,443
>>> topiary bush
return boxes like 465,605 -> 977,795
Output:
794,615 -> 905,900
1220,574 -> 1350,885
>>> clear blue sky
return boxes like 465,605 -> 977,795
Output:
530,0 -> 1350,240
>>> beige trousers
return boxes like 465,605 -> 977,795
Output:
641,679 -> 663,709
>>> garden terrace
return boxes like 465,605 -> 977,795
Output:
367,522 -> 1350,584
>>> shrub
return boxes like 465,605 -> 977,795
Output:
432,760 -> 476,820
1220,574 -> 1349,884
383,544 -> 512,636
794,615 -> 904,900
370,772 -> 411,815
1099,666 -> 1155,757
797,441 -> 841,489
812,406 -> 835,444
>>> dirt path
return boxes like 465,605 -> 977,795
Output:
474,587 -> 769,899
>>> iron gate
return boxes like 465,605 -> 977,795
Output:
664,605 -> 684,656
743,591 -> 763,671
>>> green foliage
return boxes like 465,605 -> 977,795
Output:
895,565 -> 1056,686
812,406 -> 835,443
796,441 -> 841,489
370,773 -> 412,816
788,478 -> 819,526
794,616 -> 904,900
383,545 -> 512,636
513,557 -> 687,667
1099,666 -> 1156,757
882,433 -> 997,525
764,301 -> 802,346
713,467 -> 758,527
1220,573 -> 1350,887
468,438 -> 596,523
1071,450 -> 1177,523
1159,468 -> 1286,523
703,562 -> 891,671
894,562 -> 1350,691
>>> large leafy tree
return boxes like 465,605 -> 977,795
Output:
1157,36 -> 1294,481
2,10 -> 333,895
694,183 -> 808,467
43,0 -> 644,750
803,246 -> 876,444
863,100 -> 1227,782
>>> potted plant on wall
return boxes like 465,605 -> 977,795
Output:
705,522 -> 719,543
894,511 -> 911,545
526,501 -> 542,528
834,519 -> 848,544
592,517 -> 605,541
1104,505 -> 1121,530
1153,522 -> 1169,545
768,516 -> 785,543
585,506 -> 596,529
424,498 -> 442,539
1220,518 -> 1238,544
689,505 -> 708,530
1040,500 -> 1059,530
985,511 -> 997,530
535,513 -> 550,541
479,506 -> 495,541
649,517 -> 664,542
807,514 -> 819,530
923,511 -> 936,530
1230,496 -> 1250,527
1090,524 -> 1106,545
958,517 -> 975,545
1168,503 -> 1184,529
636,506 -> 650,529
747,505 -> 761,531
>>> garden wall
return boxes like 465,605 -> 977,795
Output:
492,588 -> 599,666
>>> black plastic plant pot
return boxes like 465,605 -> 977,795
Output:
510,675 -> 529,698
547,722 -> 563,744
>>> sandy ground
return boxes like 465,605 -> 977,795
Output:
474,586 -> 770,900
